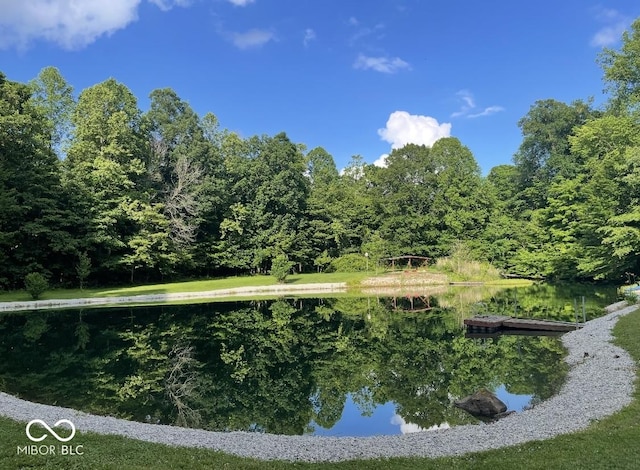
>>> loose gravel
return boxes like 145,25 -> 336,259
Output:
1,303 -> 637,462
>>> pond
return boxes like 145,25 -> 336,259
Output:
0,283 -> 617,437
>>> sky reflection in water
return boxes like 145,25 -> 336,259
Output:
310,386 -> 533,437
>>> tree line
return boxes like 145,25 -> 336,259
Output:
2,19 -> 640,289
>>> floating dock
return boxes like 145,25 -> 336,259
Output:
464,315 -> 581,334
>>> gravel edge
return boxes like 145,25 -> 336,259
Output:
1,303 -> 637,462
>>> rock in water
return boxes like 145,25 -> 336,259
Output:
454,389 -> 507,418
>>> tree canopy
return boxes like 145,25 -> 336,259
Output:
3,18 -> 640,287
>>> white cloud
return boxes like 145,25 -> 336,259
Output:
230,28 -> 275,49
354,54 -> 410,74
451,90 -> 504,119
0,0 -> 189,50
390,415 -> 451,434
149,0 -> 191,11
228,0 -> 255,6
378,111 -> 451,150
303,28 -> 316,47
468,105 -> 505,118
590,8 -> 631,47
373,153 -> 389,168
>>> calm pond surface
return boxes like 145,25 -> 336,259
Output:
0,283 -> 617,436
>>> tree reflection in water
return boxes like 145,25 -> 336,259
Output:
0,284 -> 616,435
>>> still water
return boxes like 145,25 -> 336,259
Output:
0,284 -> 617,436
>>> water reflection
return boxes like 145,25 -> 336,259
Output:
0,284 -> 616,436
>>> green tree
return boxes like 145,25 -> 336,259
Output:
513,99 -> 596,209
0,72 -> 77,288
145,88 -> 214,274
28,66 -> 75,157
76,251 -> 91,289
64,78 -> 168,282
248,133 -> 310,271
24,272 -> 48,299
599,18 -> 640,113
305,147 -> 341,262
270,254 -> 293,283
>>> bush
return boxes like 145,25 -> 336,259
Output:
622,290 -> 639,305
270,255 -> 293,283
330,253 -> 369,272
24,272 -> 49,300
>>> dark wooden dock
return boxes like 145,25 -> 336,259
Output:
464,315 -> 581,333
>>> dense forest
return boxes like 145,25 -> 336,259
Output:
2,20 -> 640,289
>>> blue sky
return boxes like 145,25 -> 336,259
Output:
1,0 -> 639,174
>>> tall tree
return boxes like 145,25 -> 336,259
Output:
430,137 -> 490,251
0,72 -> 75,287
65,79 -> 164,282
371,143 -> 438,256
249,133 -> 310,271
513,99 -> 596,210
28,66 -> 75,158
145,88 -> 207,251
305,147 -> 341,262
599,17 -> 640,113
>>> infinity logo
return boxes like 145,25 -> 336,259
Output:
26,419 -> 76,442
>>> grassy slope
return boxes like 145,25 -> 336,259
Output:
0,309 -> 638,469
0,272 -> 371,303
0,271 -> 530,305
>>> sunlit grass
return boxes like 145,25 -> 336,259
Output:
0,272 -> 373,303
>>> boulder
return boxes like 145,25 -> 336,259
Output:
454,389 -> 507,418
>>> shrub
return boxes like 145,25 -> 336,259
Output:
24,272 -> 49,300
330,253 -> 369,272
270,255 -> 293,283
622,290 -> 639,305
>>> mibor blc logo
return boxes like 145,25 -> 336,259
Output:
17,419 -> 84,456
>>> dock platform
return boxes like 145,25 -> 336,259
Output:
464,315 -> 581,333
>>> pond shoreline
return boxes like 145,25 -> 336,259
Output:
0,283 -> 348,312
0,301 -> 636,462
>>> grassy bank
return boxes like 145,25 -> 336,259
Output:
0,272 -> 371,303
0,308 -> 638,469
0,270 -> 530,306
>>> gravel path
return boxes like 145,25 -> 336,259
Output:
1,303 -> 637,462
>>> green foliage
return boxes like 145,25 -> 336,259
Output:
330,253 -> 370,272
436,243 -> 501,281
28,66 -> 75,157
76,251 -> 91,289
24,272 -> 48,300
599,17 -> 640,112
313,250 -> 333,272
5,22 -> 640,289
270,254 -> 293,283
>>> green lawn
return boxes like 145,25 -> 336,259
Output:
0,308 -> 638,469
0,271 -> 530,305
0,271 -> 371,303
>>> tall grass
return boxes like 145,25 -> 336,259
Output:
434,243 -> 501,282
